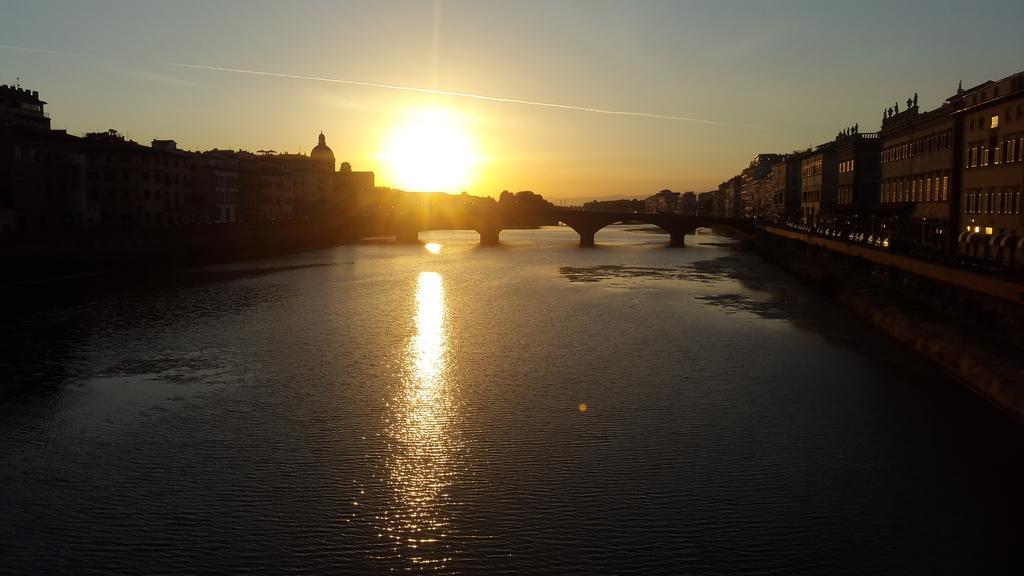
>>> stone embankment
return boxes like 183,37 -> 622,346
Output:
754,228 -> 1024,421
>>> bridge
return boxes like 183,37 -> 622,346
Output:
393,207 -> 753,247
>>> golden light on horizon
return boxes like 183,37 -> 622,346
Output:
382,107 -> 481,192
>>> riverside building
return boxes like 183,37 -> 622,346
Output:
956,70 -> 1024,260
879,93 -> 958,253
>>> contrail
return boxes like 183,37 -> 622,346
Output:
0,43 -> 99,59
0,42 -> 762,128
165,62 -> 765,129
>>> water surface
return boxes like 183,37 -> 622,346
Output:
2,226 -> 1022,575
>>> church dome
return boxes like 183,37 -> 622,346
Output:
310,131 -> 335,170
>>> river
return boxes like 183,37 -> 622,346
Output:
1,226 -> 1022,574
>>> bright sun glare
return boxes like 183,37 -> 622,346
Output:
383,107 -> 481,192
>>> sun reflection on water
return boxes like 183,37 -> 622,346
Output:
379,271 -> 461,568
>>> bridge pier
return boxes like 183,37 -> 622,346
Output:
477,227 -> 501,246
579,231 -> 596,247
669,231 -> 686,247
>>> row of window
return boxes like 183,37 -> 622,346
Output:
963,188 -> 1023,215
882,131 -> 952,164
90,170 -> 189,185
967,105 -> 1024,132
95,154 -> 187,169
100,189 -> 187,205
801,188 -> 822,203
839,159 -> 855,174
881,174 -> 950,204
966,136 -> 1024,167
837,185 -> 855,205
801,158 -> 822,178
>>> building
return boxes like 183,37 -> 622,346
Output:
309,131 -> 335,172
0,84 -> 88,234
0,124 -> 86,234
879,93 -> 958,252
719,177 -> 741,217
832,128 -> 881,234
739,154 -> 780,219
82,130 -> 193,228
955,70 -> 1024,259
676,191 -> 697,215
0,84 -> 50,130
800,142 -> 838,226
644,189 -> 680,213
770,153 -> 803,225
696,191 -> 715,215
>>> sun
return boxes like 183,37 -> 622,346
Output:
382,107 -> 481,192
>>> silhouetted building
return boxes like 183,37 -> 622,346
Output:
955,70 -> 1024,258
833,129 -> 881,234
879,93 -> 958,252
740,154 -> 780,218
334,165 -> 375,212
800,142 -> 837,226
676,191 -> 697,215
0,84 -> 50,130
310,131 -> 335,172
82,130 -> 193,227
719,176 -> 741,217
644,189 -> 680,213
0,125 -> 86,234
191,149 -> 249,223
770,153 -> 803,224
696,191 -> 715,215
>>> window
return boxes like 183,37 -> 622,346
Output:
991,115 -> 1000,129
996,144 -> 1002,164
981,146 -> 989,166
926,178 -> 933,201
1010,139 -> 1017,163
942,176 -> 949,201
1017,191 -> 1022,215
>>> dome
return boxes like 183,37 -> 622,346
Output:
310,131 -> 335,169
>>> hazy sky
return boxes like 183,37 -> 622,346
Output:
2,0 -> 1023,200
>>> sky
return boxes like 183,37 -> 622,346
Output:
2,0 -> 1023,201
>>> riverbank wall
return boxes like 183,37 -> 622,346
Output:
752,227 -> 1024,421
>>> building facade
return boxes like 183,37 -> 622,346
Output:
878,95 -> 958,252
956,70 -> 1024,258
832,130 -> 881,235
644,189 -> 681,214
771,154 -> 803,225
800,143 -> 837,226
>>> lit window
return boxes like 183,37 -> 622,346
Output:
985,226 -> 994,235
942,176 -> 948,201
991,115 -> 1000,128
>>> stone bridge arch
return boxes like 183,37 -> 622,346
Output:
554,211 -> 695,247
